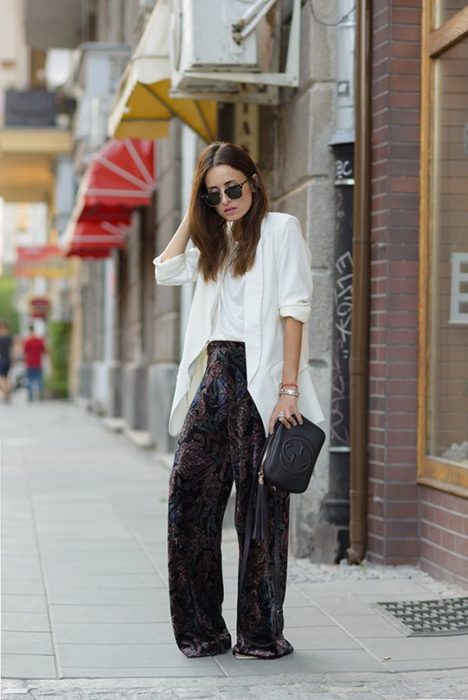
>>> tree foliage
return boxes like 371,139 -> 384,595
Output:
0,275 -> 20,333
47,321 -> 72,399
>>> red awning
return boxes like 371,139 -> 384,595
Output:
76,139 -> 156,222
63,221 -> 127,259
62,138 -> 155,258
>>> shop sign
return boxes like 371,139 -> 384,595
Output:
450,252 -> 468,325
28,297 -> 51,319
14,246 -> 72,278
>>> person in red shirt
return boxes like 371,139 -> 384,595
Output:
23,325 -> 47,401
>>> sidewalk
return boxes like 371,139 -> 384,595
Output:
1,396 -> 468,698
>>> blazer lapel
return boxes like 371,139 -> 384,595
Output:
184,274 -> 222,375
244,219 -> 264,383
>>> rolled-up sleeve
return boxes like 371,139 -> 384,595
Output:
277,217 -> 312,323
153,247 -> 200,286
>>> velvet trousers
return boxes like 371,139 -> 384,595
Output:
168,341 -> 293,659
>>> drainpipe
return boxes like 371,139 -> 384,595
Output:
347,0 -> 371,564
325,0 -> 355,563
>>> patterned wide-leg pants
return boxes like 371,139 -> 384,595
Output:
168,341 -> 293,659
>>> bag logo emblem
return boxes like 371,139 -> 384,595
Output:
280,437 -> 314,473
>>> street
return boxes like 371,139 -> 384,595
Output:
1,396 -> 468,699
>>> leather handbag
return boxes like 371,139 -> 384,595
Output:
253,416 -> 325,540
260,415 -> 326,494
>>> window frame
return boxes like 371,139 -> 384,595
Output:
418,3 -> 468,497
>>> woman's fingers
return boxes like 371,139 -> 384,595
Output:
269,401 -> 302,433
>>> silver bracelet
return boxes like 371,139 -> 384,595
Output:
279,387 -> 300,397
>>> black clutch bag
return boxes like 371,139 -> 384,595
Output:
261,415 -> 326,493
252,416 -> 326,540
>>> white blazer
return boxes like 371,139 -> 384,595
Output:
154,212 -> 324,436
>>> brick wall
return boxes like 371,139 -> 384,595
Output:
420,487 -> 468,587
367,1 -> 422,564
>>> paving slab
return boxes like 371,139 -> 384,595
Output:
385,657 -> 468,672
1,612 -> 51,633
58,665 -> 226,679
285,625 -> 360,650
1,654 -> 57,679
54,642 -> 221,672
41,585 -> 168,606
52,621 -> 175,645
1,595 -> 48,614
41,572 -> 167,589
1,557 -> 43,580
215,649 -> 388,676
331,614 -> 404,638
48,602 -> 171,625
303,596 -> 374,618
358,634 -> 468,661
1,579 -> 47,595
1,631 -> 54,655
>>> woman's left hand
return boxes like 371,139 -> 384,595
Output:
268,395 -> 303,435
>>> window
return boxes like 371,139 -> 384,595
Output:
419,5 -> 468,494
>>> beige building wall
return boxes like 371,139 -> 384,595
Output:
0,0 -> 29,117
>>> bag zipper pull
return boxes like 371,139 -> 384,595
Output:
258,465 -> 264,485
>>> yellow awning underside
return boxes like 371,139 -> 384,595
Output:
111,78 -> 217,143
0,129 -> 72,202
108,0 -> 217,143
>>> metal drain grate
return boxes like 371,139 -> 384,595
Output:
375,597 -> 468,637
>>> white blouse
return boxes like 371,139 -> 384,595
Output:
209,259 -> 245,342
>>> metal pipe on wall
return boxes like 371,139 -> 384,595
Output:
347,0 -> 371,564
325,0 -> 356,563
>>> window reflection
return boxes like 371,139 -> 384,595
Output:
435,1 -> 468,28
428,36 -> 468,467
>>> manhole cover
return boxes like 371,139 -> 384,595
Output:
375,597 -> 468,636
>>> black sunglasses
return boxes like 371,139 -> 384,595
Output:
201,178 -> 250,207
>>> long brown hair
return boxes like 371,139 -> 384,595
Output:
188,142 -> 269,281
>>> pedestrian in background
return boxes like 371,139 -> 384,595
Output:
0,321 -> 13,403
154,142 -> 323,660
22,325 -> 47,401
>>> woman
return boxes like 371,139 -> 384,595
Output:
154,142 -> 323,660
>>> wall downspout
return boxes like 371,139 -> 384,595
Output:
325,0 -> 356,563
347,0 -> 372,564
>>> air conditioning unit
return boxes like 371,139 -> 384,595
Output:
169,0 -> 300,105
